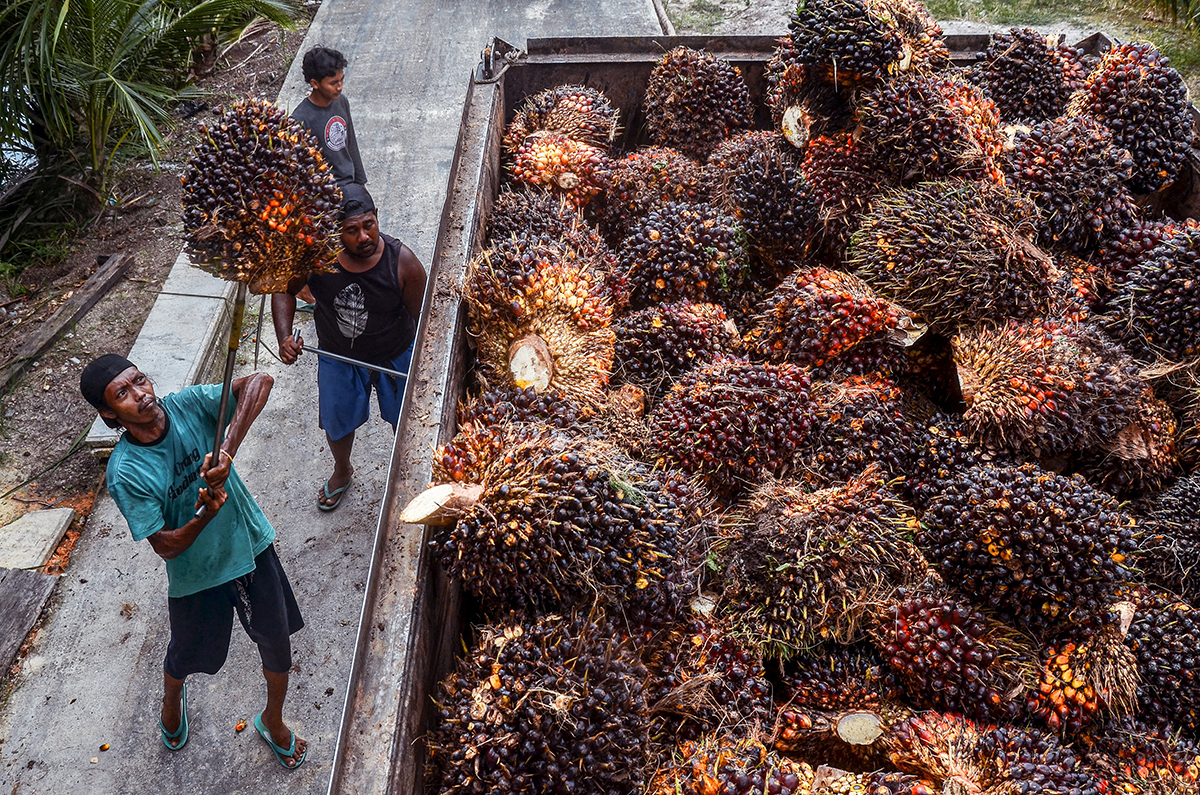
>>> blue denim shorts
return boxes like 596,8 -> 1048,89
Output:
316,342 -> 413,441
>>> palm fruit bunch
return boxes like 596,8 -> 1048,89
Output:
812,770 -> 938,794
1098,222 -> 1200,362
423,425 -> 683,617
1140,475 -> 1200,599
1028,614 -> 1139,736
952,320 -> 1144,458
1002,116 -> 1140,253
647,735 -> 814,795
966,28 -> 1090,123
1083,718 -> 1200,793
645,619 -> 774,744
848,180 -> 1053,333
456,383 -> 581,430
643,47 -> 754,161
884,713 -> 1101,794
919,463 -> 1137,630
599,147 -> 706,244
1075,389 -> 1179,498
764,45 -> 855,151
801,134 -> 893,255
612,301 -> 743,397
721,467 -> 927,655
502,84 -> 620,151
1122,588 -> 1200,735
703,131 -> 816,272
1067,41 -> 1192,194
1096,217 -> 1200,292
181,99 -> 341,293
1049,253 -> 1104,321
801,375 -> 918,485
855,73 -> 1004,184
875,590 -> 1035,722
747,268 -> 915,370
618,200 -> 750,312
890,0 -> 949,72
428,611 -> 648,795
903,411 -> 1014,511
647,356 -> 814,499
785,0 -> 906,90
465,236 -> 614,408
506,133 -> 610,208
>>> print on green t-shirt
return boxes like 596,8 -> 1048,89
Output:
106,384 -> 275,597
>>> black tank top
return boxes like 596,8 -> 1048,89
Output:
308,233 -> 417,366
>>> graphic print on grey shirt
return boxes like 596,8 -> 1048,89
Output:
290,94 -> 368,187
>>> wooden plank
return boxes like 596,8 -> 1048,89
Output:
0,567 -> 57,672
0,252 -> 134,395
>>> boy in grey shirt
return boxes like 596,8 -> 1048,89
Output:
291,47 -> 367,187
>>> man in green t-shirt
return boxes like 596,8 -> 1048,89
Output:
80,354 -> 307,769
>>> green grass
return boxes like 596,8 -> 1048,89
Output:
930,0 -> 1200,94
666,0 -> 730,34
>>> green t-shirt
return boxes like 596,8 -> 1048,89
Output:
106,384 -> 275,598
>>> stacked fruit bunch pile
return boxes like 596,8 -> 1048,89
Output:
420,8 -> 1200,794
181,98 -> 342,292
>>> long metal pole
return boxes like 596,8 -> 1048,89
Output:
292,330 -> 410,380
196,282 -> 248,518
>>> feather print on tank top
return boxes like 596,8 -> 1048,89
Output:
334,283 -> 368,345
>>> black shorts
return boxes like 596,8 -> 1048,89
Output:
164,544 -> 304,678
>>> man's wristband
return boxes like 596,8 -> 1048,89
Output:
219,449 -> 233,463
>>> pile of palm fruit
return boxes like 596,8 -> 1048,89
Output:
411,4 -> 1200,793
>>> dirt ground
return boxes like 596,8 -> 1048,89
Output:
0,21 -> 311,527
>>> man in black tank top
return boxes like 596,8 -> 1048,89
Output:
273,186 -> 426,510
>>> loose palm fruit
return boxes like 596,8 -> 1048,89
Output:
182,99 -> 341,293
612,301 -> 743,397
856,72 -> 1004,184
507,133 -> 610,208
1067,41 -> 1192,194
849,180 -> 1053,333
428,611 -> 649,795
643,47 -> 754,161
648,356 -> 814,499
503,84 -> 620,151
967,28 -> 1090,123
920,462 -> 1137,630
600,147 -> 706,244
722,465 -> 927,655
1003,116 -> 1140,253
953,319 -> 1144,458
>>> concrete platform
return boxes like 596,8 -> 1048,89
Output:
0,1 -> 662,793
0,508 -> 75,571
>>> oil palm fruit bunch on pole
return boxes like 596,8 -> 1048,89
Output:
612,301 -> 743,397
801,375 -> 918,485
918,462 -> 1137,631
647,356 -> 814,499
1121,587 -> 1200,736
966,28 -> 1090,123
856,73 -> 1004,184
848,180 -> 1053,333
747,268 -> 918,370
1098,222 -> 1200,363
409,424 -> 685,618
721,465 -> 927,655
464,236 -> 615,409
1074,389 -> 1180,498
801,134 -> 893,255
428,611 -> 649,795
647,735 -> 815,795
1002,116 -> 1140,254
643,47 -> 754,161
1067,41 -> 1192,194
874,590 -> 1036,722
182,98 -> 341,292
952,320 -> 1144,458
502,84 -> 621,151
703,131 -> 816,271
618,200 -> 749,311
599,147 -> 706,244
1139,474 -> 1200,600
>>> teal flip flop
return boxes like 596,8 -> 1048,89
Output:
317,475 -> 352,512
254,712 -> 306,769
160,682 -> 188,751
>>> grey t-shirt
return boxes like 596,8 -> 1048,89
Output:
291,94 -> 367,187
